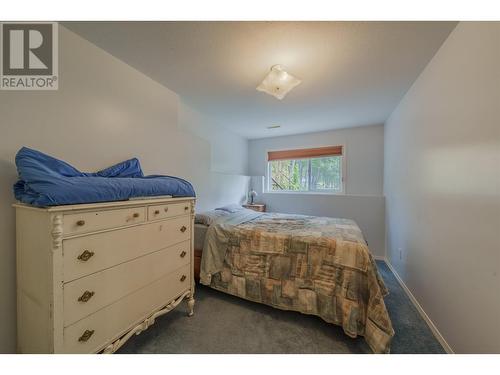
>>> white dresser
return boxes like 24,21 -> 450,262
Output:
14,197 -> 196,354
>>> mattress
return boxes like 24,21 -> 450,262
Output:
194,223 -> 209,250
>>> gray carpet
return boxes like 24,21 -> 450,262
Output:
118,261 -> 445,354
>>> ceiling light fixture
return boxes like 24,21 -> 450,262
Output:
256,65 -> 301,100
266,125 -> 281,129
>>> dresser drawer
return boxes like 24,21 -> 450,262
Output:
63,240 -> 190,327
62,264 -> 191,353
63,216 -> 191,281
148,202 -> 191,221
63,207 -> 146,236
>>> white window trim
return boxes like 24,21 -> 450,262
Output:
265,145 -> 346,195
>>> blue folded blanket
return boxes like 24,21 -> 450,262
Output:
13,147 -> 195,207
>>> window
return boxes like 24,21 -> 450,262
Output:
267,146 -> 344,194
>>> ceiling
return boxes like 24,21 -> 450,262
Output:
64,21 -> 457,139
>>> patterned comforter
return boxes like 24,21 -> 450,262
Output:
199,210 -> 394,353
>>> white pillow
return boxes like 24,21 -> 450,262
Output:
215,203 -> 244,213
195,210 -> 230,226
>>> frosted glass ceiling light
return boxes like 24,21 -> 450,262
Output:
256,65 -> 301,100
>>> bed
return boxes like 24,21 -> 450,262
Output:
194,206 -> 394,353
194,223 -> 209,280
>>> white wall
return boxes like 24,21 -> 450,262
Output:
178,101 -> 250,212
248,125 -> 386,257
384,22 -> 500,353
248,125 -> 384,195
179,101 -> 248,175
0,25 -> 248,353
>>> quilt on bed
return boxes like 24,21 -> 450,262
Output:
199,210 -> 394,353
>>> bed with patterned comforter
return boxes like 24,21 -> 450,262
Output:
199,209 -> 394,353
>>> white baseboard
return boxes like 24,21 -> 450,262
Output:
379,258 -> 454,354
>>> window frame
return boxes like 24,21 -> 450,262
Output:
265,145 -> 346,195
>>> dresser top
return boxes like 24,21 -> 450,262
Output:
13,196 -> 195,213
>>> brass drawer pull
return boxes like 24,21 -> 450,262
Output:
184,206 -> 189,211
180,275 -> 186,282
164,207 -> 169,212
78,290 -> 95,303
154,209 -> 160,215
180,226 -> 187,233
78,329 -> 94,342
180,251 -> 187,258
133,212 -> 140,218
77,250 -> 94,262
76,220 -> 85,226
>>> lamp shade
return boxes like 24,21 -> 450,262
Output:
256,65 -> 301,100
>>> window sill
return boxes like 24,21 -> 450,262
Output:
263,190 -> 345,196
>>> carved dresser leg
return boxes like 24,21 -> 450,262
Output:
187,295 -> 195,317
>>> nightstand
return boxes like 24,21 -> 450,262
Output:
243,203 -> 266,212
